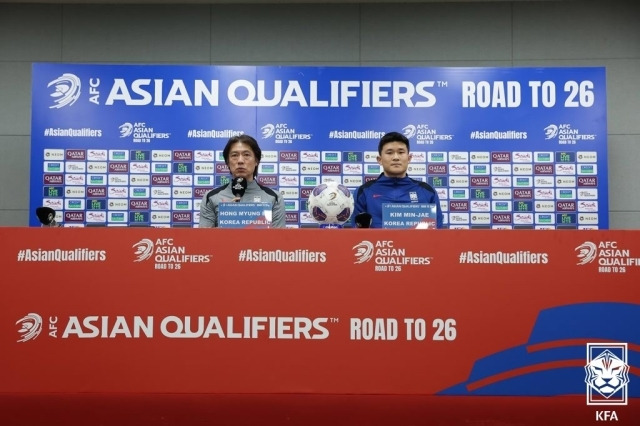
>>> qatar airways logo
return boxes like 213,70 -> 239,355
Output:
321,164 -> 341,174
280,151 -> 299,162
534,164 -> 553,174
428,164 -> 447,175
65,212 -> 85,222
172,212 -> 192,223
492,213 -> 512,224
491,152 -> 511,162
44,174 -> 63,184
130,200 -> 149,210
152,175 -> 171,185
449,201 -> 469,211
578,177 -> 598,187
173,150 -> 193,161
215,163 -> 229,174
109,162 -> 129,173
557,201 -> 577,212
471,177 -> 490,187
66,150 -> 86,160
48,73 -> 81,109
514,189 -> 533,199
257,176 -> 277,186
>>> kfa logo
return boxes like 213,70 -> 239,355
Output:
585,343 -> 629,406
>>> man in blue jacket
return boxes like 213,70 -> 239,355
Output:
352,131 -> 444,229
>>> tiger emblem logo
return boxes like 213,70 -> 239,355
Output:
585,349 -> 630,399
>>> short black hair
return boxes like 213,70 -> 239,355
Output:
222,134 -> 262,178
378,131 -> 410,154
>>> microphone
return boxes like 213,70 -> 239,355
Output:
354,212 -> 372,228
35,206 -> 59,227
231,177 -> 247,200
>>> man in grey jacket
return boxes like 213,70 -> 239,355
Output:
199,134 -> 286,228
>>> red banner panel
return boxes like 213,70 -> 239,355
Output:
1,228 -> 638,424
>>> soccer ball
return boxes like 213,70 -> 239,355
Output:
308,182 -> 354,225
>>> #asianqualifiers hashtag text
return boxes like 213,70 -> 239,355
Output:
239,249 -> 326,263
17,248 -> 107,262
459,250 -> 548,264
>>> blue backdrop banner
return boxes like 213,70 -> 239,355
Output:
30,64 -> 608,229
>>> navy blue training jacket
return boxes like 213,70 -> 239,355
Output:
352,173 -> 444,229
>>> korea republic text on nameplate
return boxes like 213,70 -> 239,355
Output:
218,202 -> 272,228
382,203 -> 437,229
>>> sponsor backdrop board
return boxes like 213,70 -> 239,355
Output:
30,64 -> 607,229
2,228 -> 638,409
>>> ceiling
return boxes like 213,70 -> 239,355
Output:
2,0 -> 560,4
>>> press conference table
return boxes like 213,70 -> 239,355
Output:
1,227 -> 638,425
